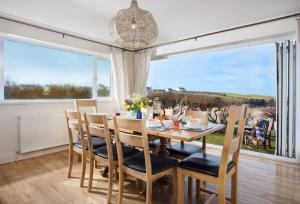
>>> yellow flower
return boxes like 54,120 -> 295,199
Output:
126,105 -> 130,109
139,104 -> 143,108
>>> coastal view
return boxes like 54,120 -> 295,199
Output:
146,43 -> 277,154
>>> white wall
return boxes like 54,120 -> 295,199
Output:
0,17 -> 120,164
0,100 -> 117,164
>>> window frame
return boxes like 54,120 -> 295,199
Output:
0,37 -> 113,103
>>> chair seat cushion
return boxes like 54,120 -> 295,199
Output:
177,152 -> 235,177
74,136 -> 106,150
148,139 -> 161,147
123,152 -> 178,175
167,142 -> 203,156
94,144 -> 140,160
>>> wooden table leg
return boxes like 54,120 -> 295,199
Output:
157,137 -> 171,185
100,166 -> 109,178
157,137 -> 170,157
202,136 -> 206,152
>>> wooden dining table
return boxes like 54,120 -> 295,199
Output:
106,119 -> 225,156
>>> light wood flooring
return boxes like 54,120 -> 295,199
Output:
0,150 -> 299,204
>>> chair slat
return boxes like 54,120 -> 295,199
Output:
88,126 -> 106,139
235,105 -> 247,121
230,137 -> 240,154
115,117 -> 143,132
118,132 -> 144,148
75,99 -> 97,109
85,113 -> 105,124
68,120 -> 80,131
66,110 -> 78,120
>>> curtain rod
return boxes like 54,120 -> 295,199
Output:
141,12 -> 300,51
0,15 -> 132,52
1,12 -> 299,53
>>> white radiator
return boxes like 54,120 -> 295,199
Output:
19,113 -> 68,153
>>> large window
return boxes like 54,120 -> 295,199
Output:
147,43 -> 277,155
1,39 -> 111,100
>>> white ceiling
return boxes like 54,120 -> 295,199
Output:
0,0 -> 300,48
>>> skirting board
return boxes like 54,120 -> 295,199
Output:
16,145 -> 68,162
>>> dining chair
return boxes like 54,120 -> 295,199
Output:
64,109 -> 88,187
167,110 -> 208,159
177,105 -> 247,204
75,99 -> 106,160
113,117 -> 178,204
84,113 -> 139,203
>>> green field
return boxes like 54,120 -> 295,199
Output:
207,132 -> 276,155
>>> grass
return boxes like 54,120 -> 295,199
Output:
206,132 -> 276,155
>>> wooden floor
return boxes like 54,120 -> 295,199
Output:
0,150 -> 299,204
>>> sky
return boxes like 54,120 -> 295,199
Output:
4,40 -> 276,96
4,40 -> 111,87
147,43 -> 276,96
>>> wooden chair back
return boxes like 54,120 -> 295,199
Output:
65,109 -> 85,149
113,117 -> 152,174
75,99 -> 98,113
75,99 -> 98,134
219,105 -> 247,177
84,113 -> 112,161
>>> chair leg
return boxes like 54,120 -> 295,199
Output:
231,170 -> 238,204
172,168 -> 177,204
196,179 -> 201,197
67,148 -> 73,178
118,169 -> 124,204
177,168 -> 184,204
88,156 -> 94,192
80,154 -> 86,187
188,177 -> 193,198
217,182 -> 226,204
146,181 -> 152,204
114,166 -> 118,181
107,164 -> 114,204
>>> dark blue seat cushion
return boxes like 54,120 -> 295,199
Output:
148,139 -> 161,147
167,142 -> 203,156
123,151 -> 178,175
94,144 -> 140,160
177,152 -> 235,177
73,136 -> 106,150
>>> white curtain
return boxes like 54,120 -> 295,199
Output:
111,49 -> 134,109
111,48 -> 152,109
133,49 -> 152,94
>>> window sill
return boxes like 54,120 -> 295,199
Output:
0,98 -> 115,105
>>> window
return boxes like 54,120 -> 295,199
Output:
147,43 -> 277,155
97,59 -> 111,97
1,39 -> 112,100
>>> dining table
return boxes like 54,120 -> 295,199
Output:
106,119 -> 225,157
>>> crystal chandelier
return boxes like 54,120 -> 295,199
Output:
109,0 -> 158,50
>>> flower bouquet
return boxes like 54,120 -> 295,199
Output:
123,94 -> 153,119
